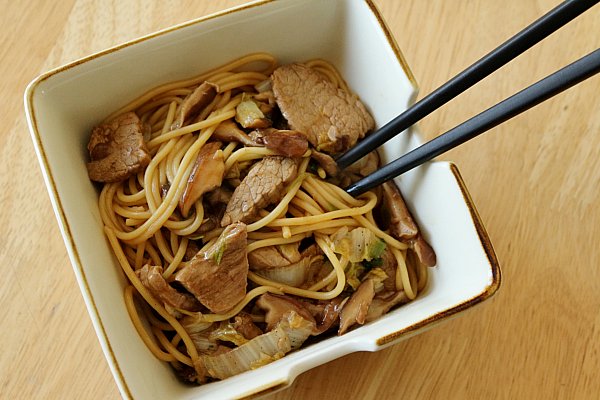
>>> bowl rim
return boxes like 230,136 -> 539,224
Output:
23,0 -> 501,398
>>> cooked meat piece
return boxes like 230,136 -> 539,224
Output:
174,222 -> 248,313
212,120 -> 260,147
136,264 -> 201,311
206,187 -> 232,206
86,112 -> 151,182
379,247 -> 398,293
311,150 -> 339,177
172,81 -> 218,129
248,243 -> 301,270
256,293 -> 316,331
381,181 -> 418,240
338,278 -> 376,335
235,97 -> 271,129
179,142 -> 225,217
184,241 -> 200,261
232,312 -> 262,340
221,156 -> 298,226
412,234 -> 436,267
261,128 -> 308,157
248,246 -> 291,269
271,63 -> 375,154
365,291 -> 409,323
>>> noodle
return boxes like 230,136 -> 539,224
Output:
91,53 -> 432,384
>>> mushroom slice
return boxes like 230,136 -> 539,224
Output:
172,81 -> 218,129
381,181 -> 418,240
261,128 -> 308,157
212,120 -> 260,147
179,142 -> 225,218
338,278 -> 376,335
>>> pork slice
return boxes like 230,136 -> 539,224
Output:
172,81 -> 218,129
248,246 -> 291,270
248,243 -> 302,270
338,278 -> 376,335
271,63 -> 375,154
174,222 -> 248,313
136,265 -> 201,311
87,112 -> 151,182
221,156 -> 298,226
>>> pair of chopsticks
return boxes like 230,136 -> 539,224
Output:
341,0 -> 600,196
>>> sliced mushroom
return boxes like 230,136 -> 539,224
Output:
212,120 -> 260,147
179,142 -> 225,218
256,293 -> 316,331
365,291 -> 409,323
338,278 -> 375,335
412,234 -> 437,267
381,181 -> 418,240
261,128 -> 308,157
311,150 -> 339,177
172,81 -> 218,129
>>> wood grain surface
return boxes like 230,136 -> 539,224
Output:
1,1 -> 599,399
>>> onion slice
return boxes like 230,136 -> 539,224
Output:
201,311 -> 312,379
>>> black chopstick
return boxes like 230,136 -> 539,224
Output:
345,48 -> 600,197
336,0 -> 599,170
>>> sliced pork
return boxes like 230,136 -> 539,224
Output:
87,112 -> 151,182
271,63 -> 375,154
174,222 -> 248,313
221,156 -> 298,226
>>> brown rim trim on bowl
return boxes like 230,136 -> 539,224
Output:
376,163 -> 502,346
365,0 -> 418,90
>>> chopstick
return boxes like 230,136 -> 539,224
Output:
336,0 -> 599,170
345,48 -> 600,197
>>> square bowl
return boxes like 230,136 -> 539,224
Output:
24,0 -> 501,399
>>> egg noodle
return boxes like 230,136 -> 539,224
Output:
97,53 -> 427,375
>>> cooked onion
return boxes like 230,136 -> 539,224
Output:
201,311 -> 312,379
254,257 -> 310,287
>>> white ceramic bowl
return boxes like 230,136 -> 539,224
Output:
24,0 -> 501,398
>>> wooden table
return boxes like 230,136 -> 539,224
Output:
2,1 -> 599,398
